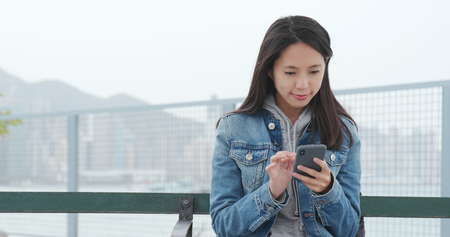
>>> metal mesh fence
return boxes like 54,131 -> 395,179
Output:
75,105 -> 222,236
336,87 -> 442,197
77,104 -> 222,194
0,214 -> 66,237
336,87 -> 442,237
0,84 -> 447,237
0,116 -> 68,236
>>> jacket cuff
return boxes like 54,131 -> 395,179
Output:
256,182 -> 289,218
272,189 -> 287,204
311,172 -> 341,206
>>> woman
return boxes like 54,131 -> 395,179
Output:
210,15 -> 361,237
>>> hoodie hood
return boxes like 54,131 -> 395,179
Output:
262,93 -> 311,152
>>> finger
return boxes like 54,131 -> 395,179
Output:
271,152 -> 295,163
277,151 -> 292,156
293,171 -> 323,191
293,166 -> 332,193
313,158 -> 329,172
292,172 -> 321,189
266,162 -> 289,172
292,171 -> 307,181
265,163 -> 277,172
270,151 -> 289,163
305,175 -> 332,193
297,165 -> 321,178
284,159 -> 295,172
281,156 -> 295,165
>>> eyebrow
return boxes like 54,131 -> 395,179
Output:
283,64 -> 323,69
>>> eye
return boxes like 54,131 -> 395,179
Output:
284,72 -> 295,75
310,70 -> 320,75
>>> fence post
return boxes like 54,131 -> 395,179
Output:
222,103 -> 235,115
442,85 -> 450,237
68,115 -> 79,237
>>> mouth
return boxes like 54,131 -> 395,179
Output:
292,93 -> 309,100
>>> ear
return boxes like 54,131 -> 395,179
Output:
267,70 -> 273,80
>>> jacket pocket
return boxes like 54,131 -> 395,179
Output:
324,146 -> 349,166
230,144 -> 269,190
324,147 -> 349,176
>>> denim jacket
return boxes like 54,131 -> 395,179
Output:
210,109 -> 361,237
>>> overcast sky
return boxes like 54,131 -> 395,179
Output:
0,0 -> 449,104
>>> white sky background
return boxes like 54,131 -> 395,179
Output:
0,0 -> 449,105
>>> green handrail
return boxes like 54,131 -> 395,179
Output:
1,192 -> 450,218
0,192 -> 209,214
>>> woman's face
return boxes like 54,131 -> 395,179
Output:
270,42 -> 325,120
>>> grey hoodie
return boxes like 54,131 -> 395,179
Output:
262,94 -> 310,236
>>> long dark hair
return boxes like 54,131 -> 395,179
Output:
222,15 -> 356,150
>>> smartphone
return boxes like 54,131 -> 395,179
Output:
293,144 -> 327,179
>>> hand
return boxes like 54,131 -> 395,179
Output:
293,158 -> 332,194
265,151 -> 296,199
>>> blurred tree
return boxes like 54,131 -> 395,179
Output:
0,94 -> 22,136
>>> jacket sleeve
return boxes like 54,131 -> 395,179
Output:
311,120 -> 362,236
209,116 -> 289,237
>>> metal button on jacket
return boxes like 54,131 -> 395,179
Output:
245,152 -> 253,160
268,123 -> 276,130
330,153 -> 336,161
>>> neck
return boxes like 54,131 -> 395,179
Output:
274,94 -> 304,124
286,109 -> 303,124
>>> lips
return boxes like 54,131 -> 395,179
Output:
292,93 -> 309,100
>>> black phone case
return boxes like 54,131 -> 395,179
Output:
293,144 -> 327,179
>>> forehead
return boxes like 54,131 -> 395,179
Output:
277,42 -> 324,66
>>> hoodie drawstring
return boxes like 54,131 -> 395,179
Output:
286,120 -> 301,217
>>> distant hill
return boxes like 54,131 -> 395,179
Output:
0,67 -> 149,114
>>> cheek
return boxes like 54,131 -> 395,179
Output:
315,82 -> 323,91
273,78 -> 288,91
313,76 -> 324,91
276,84 -> 291,94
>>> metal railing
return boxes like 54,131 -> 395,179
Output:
0,192 -> 449,237
0,80 -> 449,237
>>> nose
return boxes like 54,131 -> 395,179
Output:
295,76 -> 308,90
